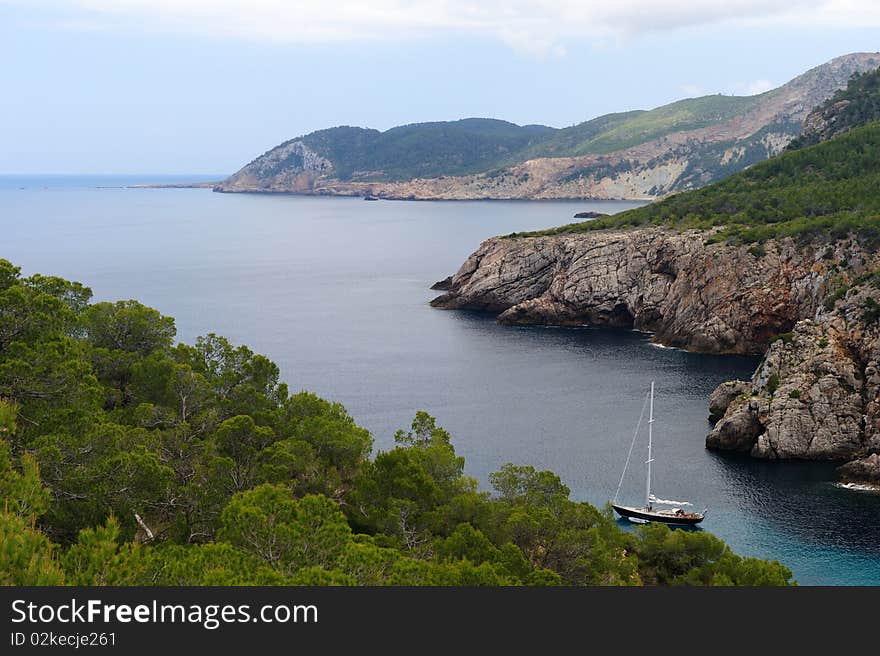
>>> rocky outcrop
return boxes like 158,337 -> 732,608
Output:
217,141 -> 333,193
215,53 -> 880,200
431,226 -> 880,468
796,100 -> 854,146
788,61 -> 880,150
430,276 -> 453,291
431,229 -> 850,354
708,380 -> 751,422
837,453 -> 880,487
706,396 -> 764,452
706,320 -> 865,460
704,277 -> 880,464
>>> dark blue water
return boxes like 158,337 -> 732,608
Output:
3,175 -> 879,585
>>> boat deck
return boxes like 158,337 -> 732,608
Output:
612,504 -> 704,526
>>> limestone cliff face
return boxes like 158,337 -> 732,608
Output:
431,229 -> 847,354
707,283 -> 880,466
218,141 -> 333,193
706,320 -> 865,460
431,228 -> 880,471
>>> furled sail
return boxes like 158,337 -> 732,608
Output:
648,494 -> 692,506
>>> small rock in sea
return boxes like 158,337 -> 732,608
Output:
573,211 -> 608,219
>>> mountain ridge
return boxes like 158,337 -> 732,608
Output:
216,52 -> 880,200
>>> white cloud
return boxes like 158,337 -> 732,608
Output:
498,28 -> 568,59
7,1 -> 880,56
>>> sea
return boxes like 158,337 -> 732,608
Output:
3,174 -> 879,585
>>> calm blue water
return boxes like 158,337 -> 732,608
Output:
3,174 -> 879,585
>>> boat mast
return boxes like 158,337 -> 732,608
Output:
646,381 -> 654,509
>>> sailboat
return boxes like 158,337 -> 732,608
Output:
611,382 -> 706,526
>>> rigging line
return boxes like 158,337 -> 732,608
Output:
613,387 -> 650,503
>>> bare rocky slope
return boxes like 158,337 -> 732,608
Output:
430,228 -> 880,481
217,53 -> 880,201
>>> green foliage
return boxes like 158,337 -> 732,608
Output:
262,93 -> 770,183
145,542 -> 289,585
0,511 -> 64,585
0,441 -> 49,519
788,67 -> 880,149
824,284 -> 849,311
767,374 -> 781,395
61,517 -> 147,585
296,119 -> 555,181
519,121 -> 880,245
519,69 -> 880,241
0,260 -> 793,587
788,390 -> 801,399
532,94 -> 761,157
632,523 -> 792,585
83,301 -> 175,356
770,332 -> 795,345
219,486 -> 351,574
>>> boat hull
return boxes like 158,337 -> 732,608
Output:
612,504 -> 704,526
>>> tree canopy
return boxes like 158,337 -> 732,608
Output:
0,260 -> 793,586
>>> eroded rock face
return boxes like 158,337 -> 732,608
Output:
708,380 -> 751,422
706,397 -> 764,452
433,226 -> 880,464
216,141 -> 333,193
431,229 -> 839,354
707,279 -> 880,463
837,453 -> 880,485
707,321 -> 865,460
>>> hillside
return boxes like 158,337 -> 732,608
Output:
298,119 -> 555,181
216,52 -> 880,200
529,94 -> 762,158
788,65 -> 880,149
524,120 -> 880,242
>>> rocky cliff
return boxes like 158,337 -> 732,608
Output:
430,227 -> 880,479
788,63 -> 880,150
430,229 -> 843,353
216,53 -> 880,201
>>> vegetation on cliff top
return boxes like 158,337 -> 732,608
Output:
0,259 -> 791,585
787,66 -> 880,149
518,119 -> 880,244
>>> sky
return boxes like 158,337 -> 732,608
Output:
1,1 -> 879,175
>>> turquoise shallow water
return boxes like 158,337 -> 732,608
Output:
3,175 -> 879,585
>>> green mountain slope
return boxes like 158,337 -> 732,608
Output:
218,52 -> 880,198
298,119 -> 555,181
526,120 -> 880,242
257,94 -> 765,181
519,60 -> 880,240
532,95 -> 763,157
788,66 -> 880,149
